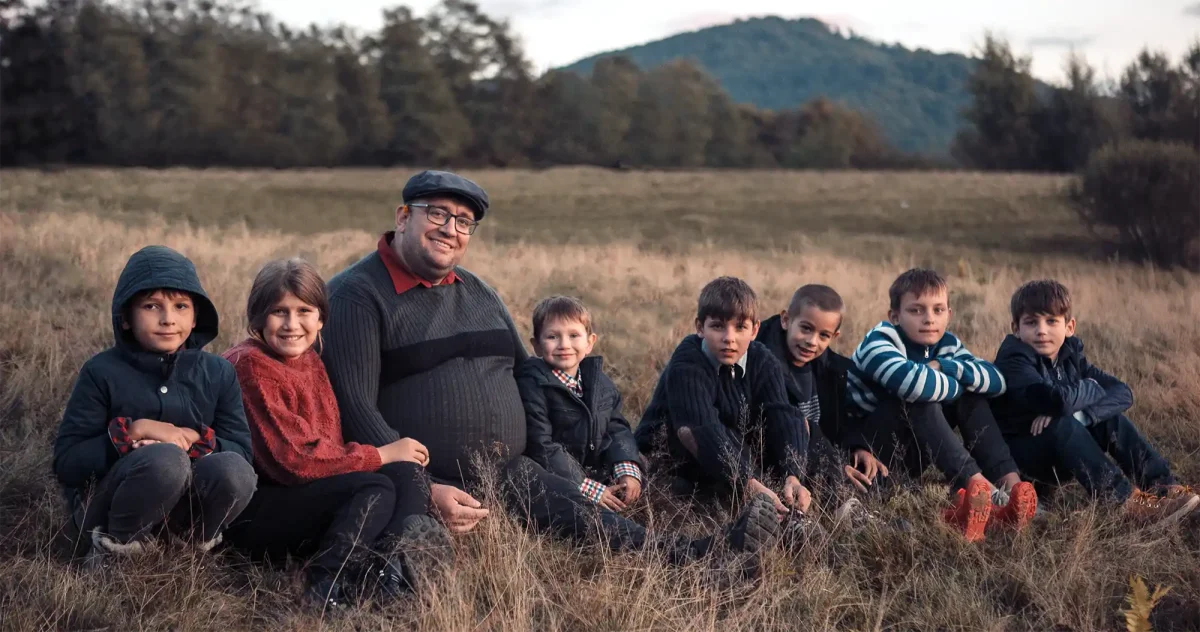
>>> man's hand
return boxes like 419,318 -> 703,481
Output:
782,475 -> 812,513
598,484 -> 627,512
430,483 -> 489,534
130,419 -> 198,451
927,359 -> 942,372
1030,415 -> 1053,436
379,437 -> 429,467
616,476 -> 642,505
746,478 -> 788,515
844,449 -> 889,493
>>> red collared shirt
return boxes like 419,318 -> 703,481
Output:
376,231 -> 459,294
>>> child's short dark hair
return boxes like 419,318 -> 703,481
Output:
1010,280 -> 1072,324
697,276 -> 758,325
121,288 -> 194,327
531,296 -> 592,339
246,258 -> 329,339
786,284 -> 844,328
889,268 -> 948,311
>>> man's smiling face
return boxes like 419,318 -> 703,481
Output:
394,195 -> 475,282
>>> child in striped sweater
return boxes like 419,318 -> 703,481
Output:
844,268 -> 1036,541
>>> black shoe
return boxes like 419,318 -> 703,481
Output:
725,494 -> 781,554
369,515 -> 456,601
304,571 -> 353,614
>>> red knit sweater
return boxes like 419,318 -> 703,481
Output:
224,339 -> 382,486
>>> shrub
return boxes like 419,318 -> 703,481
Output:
1071,140 -> 1200,270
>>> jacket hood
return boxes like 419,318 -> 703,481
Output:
995,333 -> 1082,365
111,246 -> 219,351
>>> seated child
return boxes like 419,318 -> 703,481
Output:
756,284 -> 890,500
53,246 -> 257,562
992,279 -> 1198,527
223,258 -> 453,610
845,268 -> 1036,541
635,277 -> 812,518
517,295 -> 781,570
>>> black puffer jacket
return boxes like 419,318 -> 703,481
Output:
516,356 -> 639,485
53,246 -> 253,502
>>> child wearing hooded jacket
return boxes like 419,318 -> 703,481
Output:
53,246 -> 256,561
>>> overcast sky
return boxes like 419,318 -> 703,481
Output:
258,0 -> 1200,83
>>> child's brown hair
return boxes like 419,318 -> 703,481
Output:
1009,280 -> 1072,324
786,284 -> 844,329
697,276 -> 758,325
888,268 -> 948,311
245,258 -> 329,341
531,296 -> 592,339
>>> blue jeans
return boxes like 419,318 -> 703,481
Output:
1005,414 -> 1175,503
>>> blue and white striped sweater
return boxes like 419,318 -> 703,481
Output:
848,321 -> 1006,415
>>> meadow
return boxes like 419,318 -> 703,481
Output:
1,167 -> 1197,631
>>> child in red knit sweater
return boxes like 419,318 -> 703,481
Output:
222,258 -> 453,611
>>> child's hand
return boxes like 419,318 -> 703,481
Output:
1030,415 -> 1053,436
379,437 -> 429,466
782,475 -> 812,513
926,359 -> 942,372
130,419 -> 197,451
616,476 -> 642,505
845,449 -> 889,493
746,478 -> 788,515
131,439 -> 160,450
598,484 -> 627,512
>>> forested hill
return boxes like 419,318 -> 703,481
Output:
563,16 -> 978,154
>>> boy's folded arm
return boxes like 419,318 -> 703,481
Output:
1080,356 -> 1133,420
995,350 -> 1106,416
939,340 -> 1006,396
205,366 -> 253,462
519,377 -> 588,485
666,364 -> 754,484
854,333 -> 959,403
602,391 -> 641,467
53,367 -> 120,488
757,364 -> 808,478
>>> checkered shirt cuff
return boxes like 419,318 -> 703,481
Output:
612,461 -> 642,482
579,478 -> 607,504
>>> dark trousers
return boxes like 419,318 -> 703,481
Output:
859,394 -> 1017,490
75,443 -> 256,550
1005,414 -> 1175,504
501,455 -> 655,552
226,462 -> 431,577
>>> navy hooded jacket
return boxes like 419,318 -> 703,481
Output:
53,246 -> 253,497
990,334 -> 1133,436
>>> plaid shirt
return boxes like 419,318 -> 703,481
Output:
552,366 -> 643,504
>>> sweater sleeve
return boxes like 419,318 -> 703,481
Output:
665,363 -> 754,485
936,335 -> 1006,397
53,364 -> 120,488
754,355 -> 809,479
853,326 -> 960,403
323,293 -> 401,447
238,373 -> 382,485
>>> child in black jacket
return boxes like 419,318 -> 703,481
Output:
53,246 -> 256,560
755,284 -> 890,499
993,280 -> 1197,527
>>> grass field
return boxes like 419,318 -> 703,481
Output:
1,167 -> 1198,631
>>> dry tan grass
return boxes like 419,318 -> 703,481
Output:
1,168 -> 1198,631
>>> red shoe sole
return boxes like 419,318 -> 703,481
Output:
993,482 -> 1038,531
944,481 -> 992,543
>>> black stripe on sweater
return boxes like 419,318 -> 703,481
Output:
380,329 -> 515,387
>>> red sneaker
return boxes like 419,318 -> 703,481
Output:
990,481 -> 1037,532
942,478 -> 992,542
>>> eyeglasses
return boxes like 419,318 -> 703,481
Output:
407,203 -> 480,235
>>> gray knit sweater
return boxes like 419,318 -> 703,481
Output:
323,250 -> 528,484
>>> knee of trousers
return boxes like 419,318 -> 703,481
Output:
191,452 -> 258,499
125,443 -> 193,498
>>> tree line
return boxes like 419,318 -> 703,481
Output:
0,0 -> 920,169
954,34 -> 1199,172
